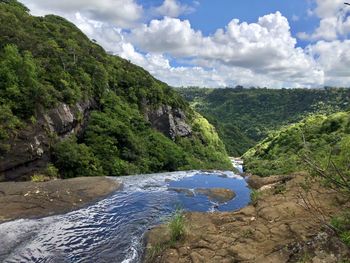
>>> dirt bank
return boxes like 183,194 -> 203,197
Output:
0,177 -> 122,223
145,174 -> 350,262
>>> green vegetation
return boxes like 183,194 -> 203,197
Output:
331,212 -> 350,247
178,87 -> 350,156
0,1 -> 231,177
30,163 -> 59,182
167,210 -> 186,242
145,210 -> 186,262
250,189 -> 262,205
243,111 -> 350,177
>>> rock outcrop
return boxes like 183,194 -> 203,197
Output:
145,174 -> 350,262
145,105 -> 192,140
0,176 -> 122,222
195,188 -> 236,203
0,100 -> 195,182
0,100 -> 96,182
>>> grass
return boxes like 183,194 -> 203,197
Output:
250,189 -> 262,205
168,209 -> 186,242
30,174 -> 47,182
145,209 -> 186,263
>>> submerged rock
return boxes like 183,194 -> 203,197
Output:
168,187 -> 195,197
195,188 -> 236,203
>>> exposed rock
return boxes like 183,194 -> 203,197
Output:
145,105 -> 192,140
0,100 -> 96,182
0,176 -> 122,222
146,174 -> 350,262
247,173 -> 299,190
168,188 -> 195,197
195,188 -> 236,203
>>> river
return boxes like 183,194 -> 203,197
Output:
0,170 -> 250,263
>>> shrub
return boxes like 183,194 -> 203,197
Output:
331,212 -> 350,247
52,137 -> 104,178
31,174 -> 48,182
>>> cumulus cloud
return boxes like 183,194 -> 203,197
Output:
306,40 -> 350,86
21,0 -> 143,28
17,0 -> 350,88
297,0 -> 350,41
155,0 -> 194,17
130,12 -> 323,86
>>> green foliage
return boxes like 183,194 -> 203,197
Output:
45,163 -> 59,178
242,111 -> 350,178
331,212 -> 350,247
31,174 -> 47,182
178,87 -> 350,156
0,1 -> 231,177
168,209 -> 186,242
250,189 -> 262,205
52,137 -> 103,178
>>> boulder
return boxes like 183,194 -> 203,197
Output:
195,188 -> 236,203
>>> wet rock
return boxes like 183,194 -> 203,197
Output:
195,188 -> 236,203
168,187 -> 195,197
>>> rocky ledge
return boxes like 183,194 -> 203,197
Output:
0,177 -> 121,223
145,174 -> 350,262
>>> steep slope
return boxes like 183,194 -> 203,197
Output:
178,87 -> 350,156
243,111 -> 350,176
0,0 -> 231,181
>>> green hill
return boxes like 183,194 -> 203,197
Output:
178,87 -> 350,156
243,111 -> 350,177
0,0 -> 231,181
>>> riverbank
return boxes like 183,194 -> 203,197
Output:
0,177 -> 122,223
145,173 -> 350,262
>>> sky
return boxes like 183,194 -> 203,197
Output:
20,0 -> 350,88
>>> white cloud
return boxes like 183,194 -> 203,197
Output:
155,0 -> 194,18
307,40 -> 350,86
21,0 -> 143,28
130,12 -> 323,87
297,0 -> 350,41
17,0 -> 350,88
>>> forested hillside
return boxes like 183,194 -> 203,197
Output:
243,111 -> 350,177
178,87 -> 350,155
0,0 -> 231,181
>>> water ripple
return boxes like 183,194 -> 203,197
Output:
0,171 -> 250,263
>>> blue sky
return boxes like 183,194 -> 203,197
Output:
21,0 -> 350,88
143,0 -> 320,47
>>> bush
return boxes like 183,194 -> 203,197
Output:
52,137 -> 104,178
31,174 -> 48,182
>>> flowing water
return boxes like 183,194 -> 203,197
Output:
0,170 -> 250,263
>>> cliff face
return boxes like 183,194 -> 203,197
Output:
0,101 -> 196,181
0,100 -> 96,181
145,105 -> 192,140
